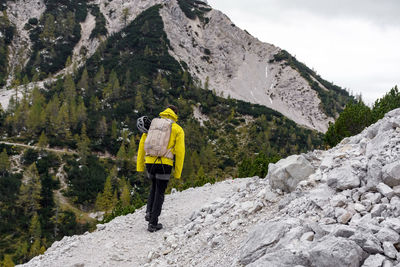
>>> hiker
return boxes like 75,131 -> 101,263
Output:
137,105 -> 185,232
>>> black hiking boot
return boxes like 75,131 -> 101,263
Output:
145,212 -> 150,222
147,223 -> 163,232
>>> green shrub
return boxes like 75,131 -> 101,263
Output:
238,153 -> 280,178
324,86 -> 400,147
102,201 -> 136,223
372,86 -> 400,121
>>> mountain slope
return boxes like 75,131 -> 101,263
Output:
20,108 -> 400,266
0,0 -> 352,132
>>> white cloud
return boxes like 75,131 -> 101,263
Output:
208,0 -> 400,104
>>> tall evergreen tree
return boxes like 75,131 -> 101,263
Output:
17,163 -> 42,217
37,131 -> 48,148
64,74 -> 76,102
0,148 -> 10,174
77,124 -> 90,164
95,175 -> 115,212
29,212 -> 41,241
120,182 -> 131,207
77,67 -> 89,91
96,116 -> 108,139
1,254 -> 15,267
94,65 -> 105,85
117,144 -> 127,162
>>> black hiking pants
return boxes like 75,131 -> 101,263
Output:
146,164 -> 172,225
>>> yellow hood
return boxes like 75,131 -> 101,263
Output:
159,108 -> 178,122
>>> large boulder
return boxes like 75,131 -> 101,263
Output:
382,161 -> 400,187
326,164 -> 360,190
239,221 -> 293,265
267,155 -> 315,192
308,236 -> 363,267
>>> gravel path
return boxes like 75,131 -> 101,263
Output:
20,178 -> 258,267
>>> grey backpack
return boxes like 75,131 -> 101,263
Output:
144,118 -> 174,159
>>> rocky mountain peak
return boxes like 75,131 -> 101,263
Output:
20,109 -> 400,266
1,0 -> 352,132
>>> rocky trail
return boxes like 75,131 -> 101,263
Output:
20,108 -> 400,267
0,141 -> 116,160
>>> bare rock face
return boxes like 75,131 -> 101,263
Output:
267,154 -> 315,192
4,0 -> 46,86
161,2 -> 332,132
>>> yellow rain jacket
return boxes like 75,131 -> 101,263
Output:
137,108 -> 185,179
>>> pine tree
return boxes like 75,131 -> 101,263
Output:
77,67 -> 89,90
27,88 -> 46,135
1,254 -> 15,267
134,89 -> 144,113
41,13 -> 55,41
29,212 -> 41,241
96,116 -> 108,139
77,124 -> 90,164
108,165 -> 119,186
127,136 -> 137,161
76,98 -> 87,125
121,8 -> 130,26
117,143 -> 127,163
0,148 -> 10,174
103,70 -> 120,100
146,89 -> 155,112
29,239 -> 41,259
14,241 -> 28,263
94,65 -> 105,85
111,120 -> 118,140
46,95 -> 60,132
67,98 -> 78,130
64,74 -> 76,102
17,163 -> 42,217
120,182 -> 131,207
65,56 -> 72,68
112,190 -> 118,208
37,131 -> 48,148
66,11 -> 76,36
95,175 -> 114,212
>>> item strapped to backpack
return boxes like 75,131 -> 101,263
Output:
144,117 -> 174,160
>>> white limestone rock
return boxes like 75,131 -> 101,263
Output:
268,155 -> 315,192
382,162 -> 400,187
326,165 -> 360,190
383,242 -> 398,259
332,225 -> 356,238
330,194 -> 348,207
239,221 -> 294,265
382,218 -> 400,233
300,232 -> 315,242
377,183 -> 395,199
375,227 -> 400,244
371,204 -> 387,217
308,236 -> 363,267
350,231 -> 383,254
362,254 -> 386,267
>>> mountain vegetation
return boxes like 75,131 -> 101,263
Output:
0,4 -> 326,264
324,86 -> 400,147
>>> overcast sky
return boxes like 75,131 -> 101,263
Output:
207,0 -> 400,104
